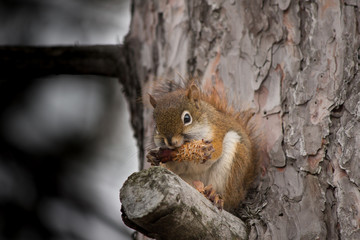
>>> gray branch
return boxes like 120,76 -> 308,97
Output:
0,44 -> 145,167
120,167 -> 247,240
0,45 -> 125,78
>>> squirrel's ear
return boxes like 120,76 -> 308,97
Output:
149,94 -> 157,108
187,84 -> 200,102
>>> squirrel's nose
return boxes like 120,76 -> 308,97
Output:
164,136 -> 183,148
169,136 -> 184,148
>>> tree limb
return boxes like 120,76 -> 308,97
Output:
119,167 -> 247,240
0,44 -> 145,167
0,45 -> 124,78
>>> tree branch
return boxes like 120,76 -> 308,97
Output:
0,43 -> 145,169
120,167 -> 247,240
0,45 -> 124,78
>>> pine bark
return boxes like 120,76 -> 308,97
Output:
123,0 -> 360,239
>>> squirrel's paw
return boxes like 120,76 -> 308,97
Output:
193,180 -> 224,210
146,148 -> 176,166
146,148 -> 161,166
200,140 -> 215,163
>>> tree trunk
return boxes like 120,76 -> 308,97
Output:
122,0 -> 360,239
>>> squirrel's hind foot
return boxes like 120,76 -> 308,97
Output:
193,180 -> 224,210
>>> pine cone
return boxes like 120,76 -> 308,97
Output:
172,139 -> 215,163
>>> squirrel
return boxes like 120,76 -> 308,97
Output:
146,81 -> 259,213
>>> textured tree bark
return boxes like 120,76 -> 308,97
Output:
124,0 -> 360,239
120,167 -> 247,240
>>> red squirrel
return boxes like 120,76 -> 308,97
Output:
147,82 -> 259,212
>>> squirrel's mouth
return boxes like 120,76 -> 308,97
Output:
163,146 -> 175,150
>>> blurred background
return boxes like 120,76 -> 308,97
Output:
0,0 -> 138,239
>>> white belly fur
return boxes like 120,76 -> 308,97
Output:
164,131 -> 241,194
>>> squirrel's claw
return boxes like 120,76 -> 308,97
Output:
193,180 -> 224,210
146,148 -> 176,165
201,140 -> 215,163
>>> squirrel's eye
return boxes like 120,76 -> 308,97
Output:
181,111 -> 192,126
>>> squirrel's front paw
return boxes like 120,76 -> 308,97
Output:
146,148 -> 176,166
193,180 -> 224,210
199,140 -> 215,163
146,148 -> 161,166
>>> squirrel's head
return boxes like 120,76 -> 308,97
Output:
149,84 -> 205,149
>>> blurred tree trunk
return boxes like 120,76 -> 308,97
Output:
124,0 -> 360,239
